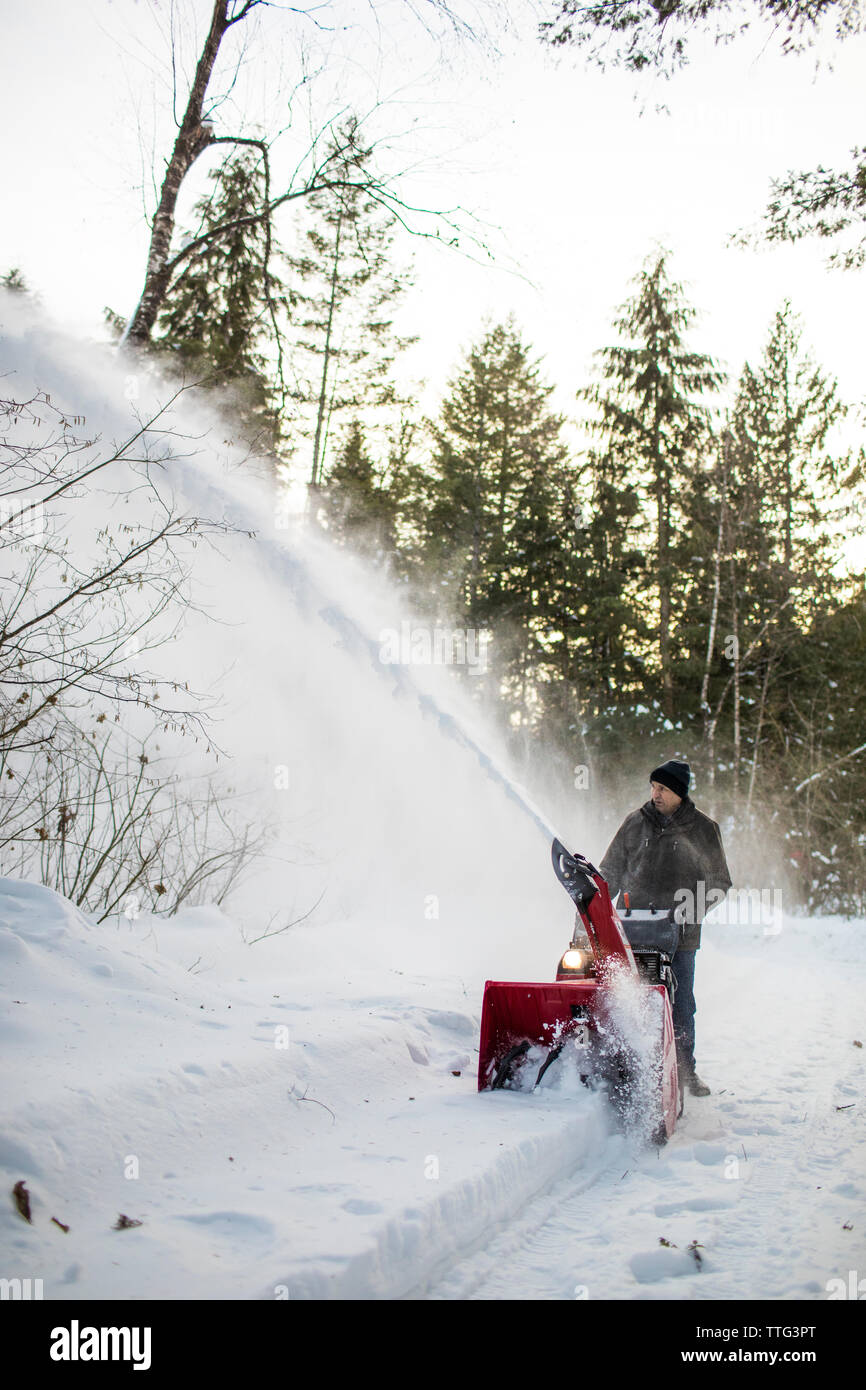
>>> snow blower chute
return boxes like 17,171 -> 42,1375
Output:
477,839 -> 680,1143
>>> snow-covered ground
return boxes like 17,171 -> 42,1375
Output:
1,876 -> 863,1301
1,298 -> 863,1304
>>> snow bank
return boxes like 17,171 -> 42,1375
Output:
0,876 -> 615,1300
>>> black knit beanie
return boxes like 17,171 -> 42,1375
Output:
649,759 -> 690,800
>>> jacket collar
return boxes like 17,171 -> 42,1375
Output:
641,795 -> 696,828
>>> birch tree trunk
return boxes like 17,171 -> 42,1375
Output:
123,3 -> 261,347
730,552 -> 741,798
701,434 -> 728,791
745,656 -> 772,826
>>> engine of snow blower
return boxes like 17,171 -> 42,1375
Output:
477,839 -> 680,1143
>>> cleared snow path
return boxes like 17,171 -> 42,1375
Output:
423,916 -> 866,1300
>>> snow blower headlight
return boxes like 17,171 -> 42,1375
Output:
558,948 -> 590,975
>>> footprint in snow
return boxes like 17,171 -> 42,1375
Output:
176,1210 -> 274,1238
692,1142 -> 729,1165
0,1135 -> 44,1177
419,1009 -> 476,1037
341,1198 -> 384,1216
630,1248 -> 700,1283
655,1196 -> 734,1216
668,1141 -> 728,1166
831,1181 -> 862,1198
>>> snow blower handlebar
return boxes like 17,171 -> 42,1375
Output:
551,838 -> 637,972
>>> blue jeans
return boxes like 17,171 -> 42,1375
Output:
672,948 -> 697,1077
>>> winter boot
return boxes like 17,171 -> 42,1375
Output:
686,1072 -> 711,1097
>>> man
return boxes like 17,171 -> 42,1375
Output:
599,759 -> 732,1098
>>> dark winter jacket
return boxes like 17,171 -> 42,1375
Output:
599,797 -> 732,950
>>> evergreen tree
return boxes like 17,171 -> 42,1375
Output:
286,118 -> 415,495
729,302 -> 848,619
582,250 -> 725,720
154,151 -> 288,454
561,444 -> 652,727
678,304 -> 854,846
675,423 -> 770,811
704,307 -> 855,866
320,419 -> 396,562
421,319 -> 575,731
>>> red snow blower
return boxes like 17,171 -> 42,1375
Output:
477,840 -> 680,1143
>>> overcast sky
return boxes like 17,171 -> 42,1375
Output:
2,0 -> 864,432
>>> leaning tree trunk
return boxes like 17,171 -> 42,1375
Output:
123,2 -> 257,346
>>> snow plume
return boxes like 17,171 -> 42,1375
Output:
496,961 -> 669,1138
593,962 -> 668,1145
0,293 -> 593,985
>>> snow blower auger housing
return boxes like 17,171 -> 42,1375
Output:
477,839 -> 680,1143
